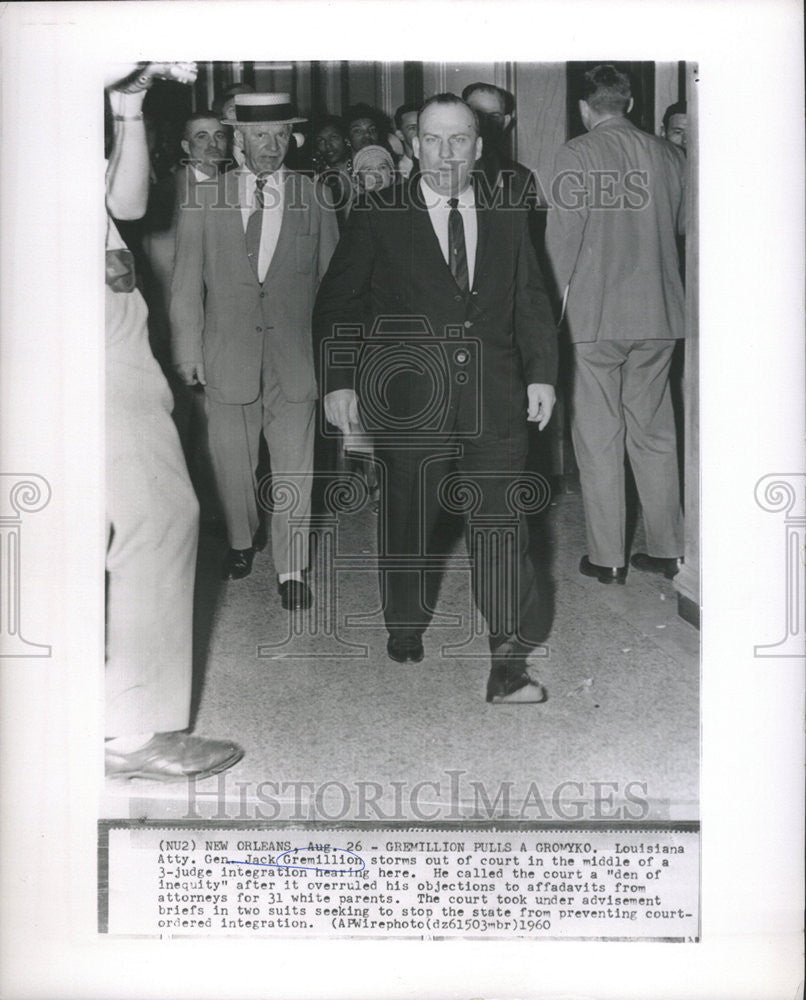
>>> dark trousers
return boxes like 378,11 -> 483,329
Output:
376,430 -> 542,653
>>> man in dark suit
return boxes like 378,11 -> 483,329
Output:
546,65 -> 686,584
171,93 -> 339,609
462,82 -> 549,266
314,94 -> 557,704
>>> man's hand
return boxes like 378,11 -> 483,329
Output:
324,389 -> 360,435
527,383 -> 556,430
176,362 -> 207,387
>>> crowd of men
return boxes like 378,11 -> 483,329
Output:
105,63 -> 688,781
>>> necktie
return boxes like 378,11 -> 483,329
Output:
448,196 -> 469,293
245,176 -> 267,279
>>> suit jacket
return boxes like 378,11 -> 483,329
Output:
170,168 -> 339,405
475,148 -> 557,308
546,115 -> 686,344
312,173 -> 557,442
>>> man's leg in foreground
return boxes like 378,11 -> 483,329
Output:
457,433 -> 547,704
106,373 -> 243,779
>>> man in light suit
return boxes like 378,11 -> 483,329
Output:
171,93 -> 339,609
546,64 -> 686,584
314,94 -> 557,704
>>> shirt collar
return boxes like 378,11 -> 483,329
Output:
240,165 -> 285,187
418,177 -> 476,209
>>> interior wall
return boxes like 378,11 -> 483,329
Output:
514,62 -> 566,204
655,61 -> 683,134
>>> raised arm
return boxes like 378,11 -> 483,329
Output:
105,63 -> 197,220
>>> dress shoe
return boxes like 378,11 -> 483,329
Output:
630,552 -> 681,579
387,633 -> 424,663
579,555 -> 627,585
278,578 -> 312,611
105,731 -> 244,782
486,663 -> 546,704
222,547 -> 254,580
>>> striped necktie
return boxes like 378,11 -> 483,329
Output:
245,176 -> 267,279
448,196 -> 469,293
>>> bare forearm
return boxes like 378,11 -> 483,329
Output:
105,63 -> 197,220
105,89 -> 149,220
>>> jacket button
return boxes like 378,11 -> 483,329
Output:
256,326 -> 263,333
454,294 -> 462,302
471,290 -> 478,296
260,292 -> 266,299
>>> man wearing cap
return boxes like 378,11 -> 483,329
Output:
170,93 -> 339,610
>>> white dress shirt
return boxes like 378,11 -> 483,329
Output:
239,166 -> 285,283
419,178 -> 477,289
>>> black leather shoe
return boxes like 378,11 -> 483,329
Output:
223,547 -> 254,580
486,662 -> 546,704
630,552 -> 681,579
105,732 -> 244,782
279,579 -> 312,611
387,633 -> 424,663
579,555 -> 627,584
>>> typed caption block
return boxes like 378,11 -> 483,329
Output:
101,824 -> 699,940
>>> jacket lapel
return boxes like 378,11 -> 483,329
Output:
221,170 -> 256,284
222,169 -> 297,287
470,170 -> 491,292
261,171 -> 297,286
409,174 -> 478,297
408,176 -> 452,281
409,172 -> 489,295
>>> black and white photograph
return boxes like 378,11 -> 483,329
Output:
102,60 -> 698,790
0,1 -> 803,997
99,57 -> 701,936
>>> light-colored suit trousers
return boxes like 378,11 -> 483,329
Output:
571,339 -> 683,567
106,286 -> 197,736
206,362 -> 315,574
